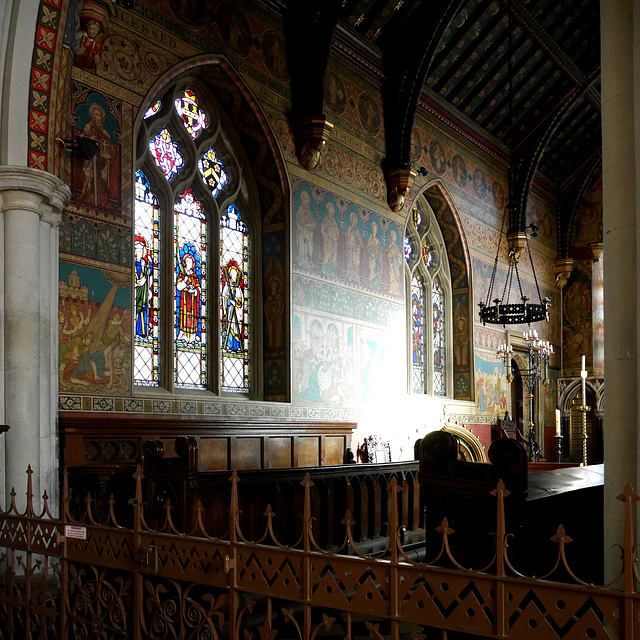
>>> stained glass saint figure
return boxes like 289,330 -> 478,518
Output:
174,189 -> 207,389
411,274 -> 425,393
198,147 -> 228,198
176,244 -> 202,343
174,90 -> 207,139
220,204 -> 249,392
133,171 -> 160,386
422,239 -> 433,268
149,128 -> 184,180
135,235 -> 150,337
433,279 -> 446,396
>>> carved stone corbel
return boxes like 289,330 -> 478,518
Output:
506,231 -> 528,264
385,168 -> 415,212
295,116 -> 333,171
554,258 -> 575,288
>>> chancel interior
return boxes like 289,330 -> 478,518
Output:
0,0 -> 638,638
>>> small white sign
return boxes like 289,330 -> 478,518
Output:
65,525 -> 87,540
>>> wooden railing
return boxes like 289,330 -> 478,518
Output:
0,462 -> 635,640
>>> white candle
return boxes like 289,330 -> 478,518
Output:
555,409 -> 561,436
581,355 -> 586,372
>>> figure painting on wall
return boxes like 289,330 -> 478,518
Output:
429,140 -> 446,175
367,219 -> 381,287
294,315 -> 352,406
475,354 -> 507,415
73,0 -> 112,71
386,227 -> 403,297
59,262 -> 131,395
264,256 -> 285,353
324,71 -> 347,114
217,4 -> 252,56
345,209 -> 362,284
72,92 -> 120,212
176,245 -> 202,344
293,185 -> 316,269
262,31 -> 288,80
322,199 -> 340,275
357,93 -> 382,136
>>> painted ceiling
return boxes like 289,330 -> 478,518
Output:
337,0 -> 601,195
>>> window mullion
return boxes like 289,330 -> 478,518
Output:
162,193 -> 176,393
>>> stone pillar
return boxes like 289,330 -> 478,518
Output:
0,166 -> 70,513
601,0 -> 639,581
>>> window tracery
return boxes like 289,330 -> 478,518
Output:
135,82 -> 256,395
405,200 -> 452,397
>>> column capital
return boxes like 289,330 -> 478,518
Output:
0,166 -> 71,221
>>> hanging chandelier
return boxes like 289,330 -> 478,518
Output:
479,0 -> 549,327
478,209 -> 550,326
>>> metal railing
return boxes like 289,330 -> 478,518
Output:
0,465 -> 636,639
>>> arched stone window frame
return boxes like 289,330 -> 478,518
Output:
132,58 -> 290,402
404,195 -> 454,397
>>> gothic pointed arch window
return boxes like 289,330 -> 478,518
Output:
134,81 -> 259,395
405,198 -> 453,396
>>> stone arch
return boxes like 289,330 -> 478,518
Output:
136,55 -> 291,401
559,378 -> 604,413
408,180 -> 473,401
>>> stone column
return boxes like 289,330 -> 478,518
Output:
0,166 -> 70,513
601,0 -> 639,581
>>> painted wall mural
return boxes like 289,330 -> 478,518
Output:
59,261 -> 131,395
292,313 -> 353,407
562,263 -> 593,371
475,353 -> 507,415
71,86 -> 121,213
292,179 -> 403,299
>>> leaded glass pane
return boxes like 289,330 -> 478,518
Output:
404,235 -> 412,262
220,204 -> 249,392
412,205 -> 421,229
174,189 -> 207,389
198,147 -> 228,198
134,171 -> 160,386
144,101 -> 161,119
411,274 -> 425,393
149,128 -> 184,180
174,89 -> 207,139
433,279 -> 446,396
422,239 -> 433,268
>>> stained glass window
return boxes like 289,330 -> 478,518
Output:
174,90 -> 207,139
411,274 -> 425,393
404,235 -> 412,262
220,204 -> 249,392
134,171 -> 160,386
149,128 -> 184,180
433,279 -> 446,396
136,82 -> 256,396
198,147 -> 228,198
144,101 -> 161,119
174,189 -> 207,389
422,239 -> 433,268
412,205 -> 421,229
406,199 -> 451,398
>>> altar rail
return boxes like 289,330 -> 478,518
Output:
0,464 -> 637,640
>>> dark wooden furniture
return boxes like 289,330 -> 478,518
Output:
417,429 -> 604,581
60,412 -> 355,470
